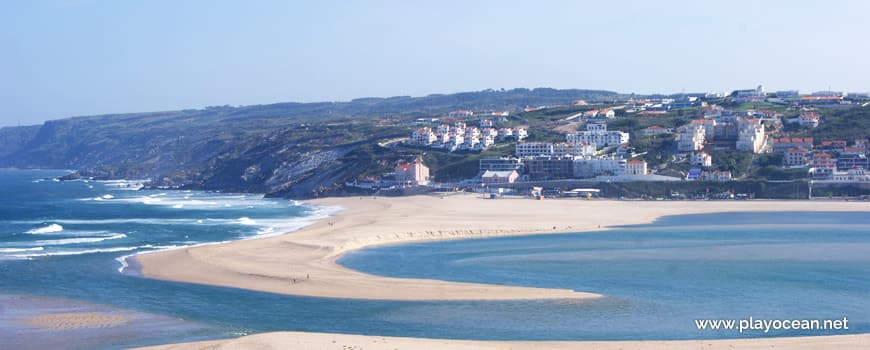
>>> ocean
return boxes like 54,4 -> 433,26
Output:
1,169 -> 868,349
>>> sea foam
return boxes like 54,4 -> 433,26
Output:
26,224 -> 63,234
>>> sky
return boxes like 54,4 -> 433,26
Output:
1,0 -> 869,127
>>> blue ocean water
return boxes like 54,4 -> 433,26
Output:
1,169 -> 868,349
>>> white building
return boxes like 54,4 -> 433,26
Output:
516,142 -> 595,158
830,168 -> 870,182
691,152 -> 712,167
566,130 -> 629,147
677,125 -> 706,152
411,127 -> 436,145
625,159 -> 648,175
798,112 -> 820,128
586,122 -> 607,132
573,158 -> 626,178
481,170 -> 519,184
736,118 -> 766,153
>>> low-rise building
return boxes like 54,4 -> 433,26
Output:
829,168 -> 870,182
479,157 -> 523,173
798,112 -> 820,128
481,170 -> 519,184
809,152 -> 836,180
772,137 -> 814,153
701,170 -> 733,181
691,152 -> 713,167
784,148 -> 809,166
573,158 -> 626,178
625,159 -> 648,175
394,157 -> 430,185
641,125 -> 673,136
566,130 -> 629,147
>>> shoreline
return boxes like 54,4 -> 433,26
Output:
136,195 -> 868,301
136,331 -> 870,350
133,195 -> 870,349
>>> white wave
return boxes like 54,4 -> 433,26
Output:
102,194 -> 114,199
0,247 -> 45,253
26,224 -> 63,234
33,233 -> 127,246
237,217 -> 257,225
12,246 -> 141,259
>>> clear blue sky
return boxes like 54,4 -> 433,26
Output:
2,0 -> 868,126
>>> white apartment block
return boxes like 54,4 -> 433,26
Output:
736,118 -> 766,153
677,125 -> 705,152
573,158 -> 626,178
566,130 -> 629,147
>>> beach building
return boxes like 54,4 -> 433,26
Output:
394,157 -> 430,186
625,159 -> 648,175
573,158 -> 626,178
784,148 -> 810,166
479,157 -> 523,172
809,153 -> 836,180
829,168 -> 870,182
481,170 -> 519,184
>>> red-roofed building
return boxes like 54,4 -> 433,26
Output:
798,112 -> 820,128
772,137 -> 814,153
394,156 -> 430,186
625,159 -> 648,175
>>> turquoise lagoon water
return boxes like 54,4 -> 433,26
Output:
1,169 -> 868,349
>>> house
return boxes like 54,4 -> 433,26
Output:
481,170 -> 519,184
772,137 -> 814,153
701,170 -> 733,181
686,168 -> 702,180
479,157 -> 524,172
625,159 -> 648,175
809,153 -> 836,180
599,109 -> 616,119
571,99 -> 588,106
691,152 -> 713,167
641,125 -> 673,136
394,156 -> 430,186
783,148 -> 809,166
410,128 -> 436,145
479,118 -> 494,128
798,112 -> 820,128
448,110 -> 474,118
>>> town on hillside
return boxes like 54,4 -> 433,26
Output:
346,85 -> 869,200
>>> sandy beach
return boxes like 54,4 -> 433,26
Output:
136,195 -> 868,301
137,331 -> 870,350
134,195 -> 869,349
